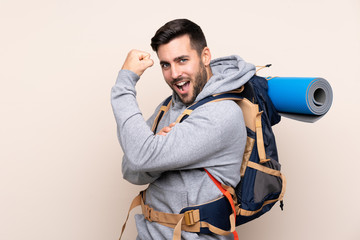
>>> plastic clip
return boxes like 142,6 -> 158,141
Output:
184,210 -> 195,225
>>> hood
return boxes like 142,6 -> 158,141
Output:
172,55 -> 256,107
197,55 -> 256,100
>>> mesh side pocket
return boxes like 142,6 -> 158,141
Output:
253,159 -> 282,203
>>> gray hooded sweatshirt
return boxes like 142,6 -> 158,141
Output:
111,55 -> 256,239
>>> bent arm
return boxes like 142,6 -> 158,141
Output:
111,70 -> 245,185
111,70 -> 162,184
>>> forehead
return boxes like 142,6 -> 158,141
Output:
157,35 -> 198,61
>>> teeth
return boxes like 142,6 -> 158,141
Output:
176,81 -> 186,87
176,81 -> 188,91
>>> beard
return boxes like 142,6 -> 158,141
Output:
173,62 -> 208,105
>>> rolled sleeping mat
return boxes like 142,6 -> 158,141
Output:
267,77 -> 333,123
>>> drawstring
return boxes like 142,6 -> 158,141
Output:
255,64 -> 272,74
256,64 -> 278,81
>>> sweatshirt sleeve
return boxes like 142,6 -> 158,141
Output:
111,70 -> 162,184
111,70 -> 246,185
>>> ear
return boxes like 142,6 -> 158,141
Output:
201,47 -> 211,66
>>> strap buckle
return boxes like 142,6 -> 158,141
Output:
144,205 -> 153,222
184,210 -> 195,226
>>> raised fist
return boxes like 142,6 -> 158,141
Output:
121,49 -> 154,77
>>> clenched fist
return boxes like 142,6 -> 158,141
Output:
121,49 -> 154,77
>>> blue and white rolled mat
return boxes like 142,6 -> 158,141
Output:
267,77 -> 333,123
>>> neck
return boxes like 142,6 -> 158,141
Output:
206,65 -> 213,81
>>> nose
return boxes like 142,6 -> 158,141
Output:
170,65 -> 182,80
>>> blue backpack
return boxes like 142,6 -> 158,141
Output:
153,74 -> 286,226
120,74 -> 286,240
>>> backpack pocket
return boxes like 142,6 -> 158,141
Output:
235,126 -> 285,225
253,158 -> 282,203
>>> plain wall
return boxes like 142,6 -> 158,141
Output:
1,0 -> 359,239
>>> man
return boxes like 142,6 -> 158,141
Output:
111,19 -> 256,239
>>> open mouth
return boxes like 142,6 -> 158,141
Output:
175,81 -> 190,94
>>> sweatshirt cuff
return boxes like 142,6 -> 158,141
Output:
116,69 -> 140,86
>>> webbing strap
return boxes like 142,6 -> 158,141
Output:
143,195 -> 236,239
200,213 -> 236,235
247,161 -> 281,177
142,202 -> 201,229
154,90 -> 244,129
119,194 -> 142,240
278,172 -> 287,202
176,97 -> 243,123
172,214 -> 235,240
172,215 -> 184,240
204,169 -> 239,240
204,170 -> 236,215
119,192 -> 237,239
151,97 -> 172,133
175,109 -> 193,123
255,112 -> 270,163
139,191 -> 201,230
118,192 -> 202,240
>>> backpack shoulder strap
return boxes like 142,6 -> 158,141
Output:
152,90 -> 244,132
175,91 -> 244,123
151,96 -> 172,133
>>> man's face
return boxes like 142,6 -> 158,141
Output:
157,35 -> 208,105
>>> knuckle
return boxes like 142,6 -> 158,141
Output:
128,49 -> 138,55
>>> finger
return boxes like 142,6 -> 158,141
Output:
139,52 -> 150,61
162,127 -> 171,133
157,131 -> 167,136
169,122 -> 176,128
122,50 -> 153,76
139,53 -> 148,59
142,58 -> 154,68
137,52 -> 153,69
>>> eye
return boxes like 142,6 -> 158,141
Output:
179,58 -> 188,63
161,63 -> 170,69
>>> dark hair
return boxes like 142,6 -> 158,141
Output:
151,19 -> 207,56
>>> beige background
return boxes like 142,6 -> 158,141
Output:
1,0 -> 359,239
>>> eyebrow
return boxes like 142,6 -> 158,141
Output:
159,55 -> 190,65
174,55 -> 190,62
